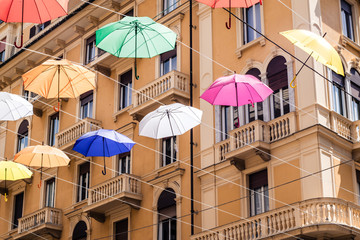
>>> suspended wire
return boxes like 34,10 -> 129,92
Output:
0,1 -> 359,237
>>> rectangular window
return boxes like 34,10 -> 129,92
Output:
332,71 -> 347,117
161,136 -> 176,167
160,47 -> 177,76
48,113 -> 59,146
45,178 -> 55,207
118,152 -> 131,175
247,102 -> 263,123
119,70 -> 132,110
13,192 -> 24,229
272,88 -> 289,119
163,0 -> 177,15
17,134 -> 28,153
78,162 -> 90,202
0,37 -> 5,62
341,0 -> 354,41
80,90 -> 93,119
114,218 -> 128,240
220,106 -> 239,141
29,21 -> 51,39
158,218 -> 176,240
243,3 -> 261,44
249,169 -> 269,216
85,34 -> 105,64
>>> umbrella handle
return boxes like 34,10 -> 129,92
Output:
14,34 -> 23,49
37,180 -> 42,188
102,156 -> 107,175
226,0 -> 231,29
290,75 -> 297,88
53,102 -> 60,112
249,99 -> 254,108
4,193 -> 7,202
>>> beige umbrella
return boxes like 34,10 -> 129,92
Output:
14,145 -> 70,187
22,59 -> 96,111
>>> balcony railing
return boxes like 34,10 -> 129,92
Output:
133,70 -> 189,107
86,174 -> 142,213
215,112 -> 296,162
55,118 -> 102,150
191,197 -> 360,240
18,207 -> 62,234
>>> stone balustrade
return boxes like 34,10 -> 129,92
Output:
214,112 -> 296,162
330,111 -> 352,140
191,198 -> 360,240
18,207 -> 62,234
133,70 -> 189,107
55,118 -> 102,149
88,174 -> 142,206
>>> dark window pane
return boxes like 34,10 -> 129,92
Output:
13,192 -> 24,229
49,113 -> 59,146
115,218 -> 128,240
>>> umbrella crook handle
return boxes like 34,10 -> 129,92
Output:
249,99 -> 254,108
14,34 -> 23,49
102,157 -> 107,175
225,0 -> 231,29
290,75 -> 297,88
4,193 -> 7,202
53,101 -> 60,112
37,180 -> 42,188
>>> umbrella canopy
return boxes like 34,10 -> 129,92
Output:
0,92 -> 33,121
96,16 -> 177,79
200,74 -> 273,106
139,103 -> 203,139
280,29 -> 344,76
22,59 -> 96,111
73,129 -> 136,175
0,161 -> 32,181
0,0 -> 69,48
14,145 -> 70,168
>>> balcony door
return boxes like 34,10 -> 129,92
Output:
13,192 -> 24,229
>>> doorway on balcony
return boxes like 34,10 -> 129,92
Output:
158,188 -> 176,240
160,46 -> 177,76
72,221 -> 87,240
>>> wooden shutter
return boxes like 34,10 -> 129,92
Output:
249,169 -> 268,189
80,90 -> 93,106
29,26 -> 36,38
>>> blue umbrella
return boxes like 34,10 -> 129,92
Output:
73,129 -> 135,175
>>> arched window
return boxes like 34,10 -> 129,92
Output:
267,56 -> 289,119
331,69 -> 347,117
72,221 -> 87,240
246,68 -> 263,123
350,68 -> 360,120
158,188 -> 176,240
17,120 -> 29,152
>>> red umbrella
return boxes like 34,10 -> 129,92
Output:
0,0 -> 69,48
195,0 -> 262,29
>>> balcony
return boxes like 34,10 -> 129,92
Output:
84,174 -> 142,222
55,118 -> 102,151
128,70 -> 189,120
215,112 -> 297,163
191,197 -> 360,240
14,207 -> 62,240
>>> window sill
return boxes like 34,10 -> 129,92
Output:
155,160 -> 180,177
235,36 -> 266,58
340,34 -> 360,52
112,105 -> 133,122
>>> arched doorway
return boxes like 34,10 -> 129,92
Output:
72,221 -> 87,240
157,188 -> 176,240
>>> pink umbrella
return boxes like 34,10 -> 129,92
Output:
0,0 -> 69,48
200,74 -> 273,107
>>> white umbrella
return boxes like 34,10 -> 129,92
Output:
0,92 -> 33,121
139,103 -> 203,139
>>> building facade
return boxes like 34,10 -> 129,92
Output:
0,0 -> 360,239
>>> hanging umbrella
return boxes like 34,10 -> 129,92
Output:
280,29 -> 344,88
73,129 -> 135,175
14,145 -> 70,187
200,74 -> 273,106
0,160 -> 32,202
195,0 -> 262,29
96,16 -> 177,79
139,103 -> 203,139
22,59 -> 96,112
0,0 -> 69,48
0,92 -> 33,121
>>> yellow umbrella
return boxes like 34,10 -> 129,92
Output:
14,145 -> 70,187
22,59 -> 96,111
0,160 -> 33,202
280,29 -> 344,88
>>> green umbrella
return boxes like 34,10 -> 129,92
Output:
96,16 -> 177,79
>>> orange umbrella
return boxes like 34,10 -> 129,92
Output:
22,59 -> 96,111
14,145 -> 70,187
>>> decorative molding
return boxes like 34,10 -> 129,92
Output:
55,39 -> 66,49
235,37 -> 266,58
111,1 -> 121,11
87,16 -> 99,27
25,59 -> 36,68
43,48 -> 53,55
73,25 -> 85,36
